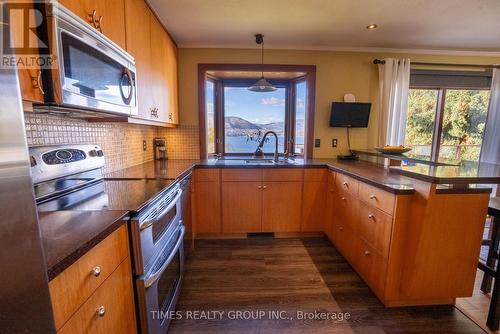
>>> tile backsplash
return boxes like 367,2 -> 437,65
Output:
24,113 -> 199,173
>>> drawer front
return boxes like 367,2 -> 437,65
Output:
58,259 -> 136,334
195,168 -> 220,182
331,223 -> 357,263
354,238 -> 388,298
335,173 -> 359,197
262,168 -> 303,182
358,204 -> 393,258
50,225 -> 129,330
303,168 -> 327,182
333,192 -> 359,232
221,169 -> 261,182
358,182 -> 395,215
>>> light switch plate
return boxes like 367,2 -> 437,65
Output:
332,139 -> 338,147
143,140 -> 147,151
314,139 -> 321,148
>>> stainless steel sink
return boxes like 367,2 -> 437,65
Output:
245,159 -> 275,164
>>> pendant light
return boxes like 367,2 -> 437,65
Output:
248,34 -> 277,92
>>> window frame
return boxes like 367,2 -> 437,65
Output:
218,79 -> 292,156
408,85 -> 491,162
198,64 -> 316,160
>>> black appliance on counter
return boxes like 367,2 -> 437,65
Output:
32,144 -> 184,334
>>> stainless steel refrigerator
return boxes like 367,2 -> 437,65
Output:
0,20 -> 56,334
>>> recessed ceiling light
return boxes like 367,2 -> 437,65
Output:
366,24 -> 378,30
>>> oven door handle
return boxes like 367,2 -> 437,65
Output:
139,188 -> 182,231
144,225 -> 185,289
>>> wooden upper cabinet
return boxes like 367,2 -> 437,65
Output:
7,1 -> 44,103
125,0 -> 152,120
59,0 -> 126,49
164,33 -> 179,125
149,15 -> 168,123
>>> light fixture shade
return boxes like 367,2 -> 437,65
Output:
248,77 -> 277,92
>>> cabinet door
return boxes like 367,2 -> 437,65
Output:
149,15 -> 168,122
125,0 -> 152,120
164,33 -> 179,124
194,181 -> 221,233
57,260 -> 136,334
6,1 -> 44,102
59,0 -> 126,50
262,182 -> 302,232
222,182 -> 262,233
302,169 -> 327,232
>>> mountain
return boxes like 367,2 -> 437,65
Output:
225,116 -> 261,130
256,121 -> 284,132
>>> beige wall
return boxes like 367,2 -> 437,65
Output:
178,48 -> 499,158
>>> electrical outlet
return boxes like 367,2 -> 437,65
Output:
332,139 -> 338,147
314,139 -> 321,148
143,140 -> 147,151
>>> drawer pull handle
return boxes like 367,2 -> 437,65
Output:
342,182 -> 348,187
91,266 -> 101,277
96,306 -> 106,317
368,214 -> 375,220
364,250 -> 370,256
370,194 -> 377,200
341,197 -> 346,201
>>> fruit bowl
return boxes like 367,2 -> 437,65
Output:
375,146 -> 412,155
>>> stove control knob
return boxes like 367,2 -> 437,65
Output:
97,150 -> 104,157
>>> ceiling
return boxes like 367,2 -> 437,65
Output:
148,0 -> 500,54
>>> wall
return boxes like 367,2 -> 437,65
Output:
24,113 -> 198,173
177,48 -> 500,158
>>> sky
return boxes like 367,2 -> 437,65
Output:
221,83 -> 306,125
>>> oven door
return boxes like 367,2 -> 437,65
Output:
131,187 -> 183,275
47,4 -> 137,115
136,224 -> 185,334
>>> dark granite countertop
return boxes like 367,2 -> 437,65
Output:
352,149 -> 459,166
39,210 -> 128,280
104,159 -> 198,180
390,162 -> 500,185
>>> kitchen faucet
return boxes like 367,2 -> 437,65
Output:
254,131 -> 279,162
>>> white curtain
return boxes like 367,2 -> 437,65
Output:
377,58 -> 411,147
480,68 -> 500,165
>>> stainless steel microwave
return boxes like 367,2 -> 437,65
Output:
37,3 -> 137,117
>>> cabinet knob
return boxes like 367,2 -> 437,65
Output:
263,185 -> 267,189
342,182 -> 348,187
341,197 -> 346,201
96,306 -> 106,317
364,250 -> 370,256
258,185 -> 262,189
339,226 -> 344,231
370,194 -> 377,200
91,266 -> 101,277
368,214 -> 375,220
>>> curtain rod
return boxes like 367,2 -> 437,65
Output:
373,59 -> 500,69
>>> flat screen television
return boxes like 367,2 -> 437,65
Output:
329,102 -> 371,128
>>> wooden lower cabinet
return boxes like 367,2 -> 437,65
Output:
57,260 -> 136,334
49,225 -> 136,333
302,169 -> 327,232
262,181 -> 302,232
352,238 -> 387,299
193,169 -> 221,234
222,182 -> 262,233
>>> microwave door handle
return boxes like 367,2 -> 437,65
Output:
144,225 -> 185,289
139,189 -> 183,231
119,68 -> 134,105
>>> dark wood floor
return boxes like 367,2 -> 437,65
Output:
169,237 -> 484,333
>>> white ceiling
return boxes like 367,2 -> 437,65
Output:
148,0 -> 500,54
